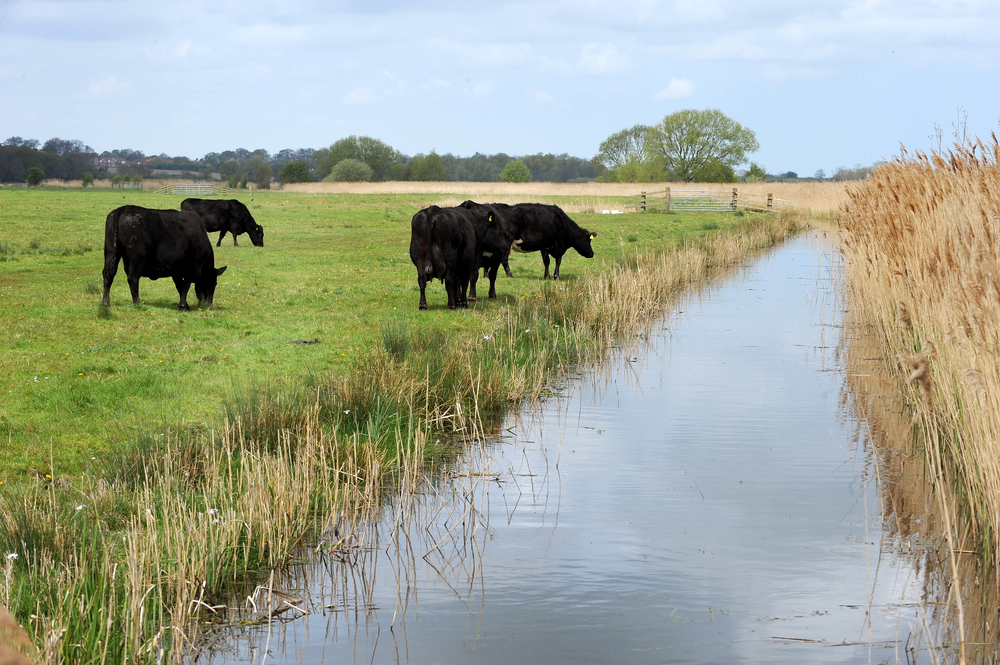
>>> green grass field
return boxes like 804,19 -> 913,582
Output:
0,187 -> 744,475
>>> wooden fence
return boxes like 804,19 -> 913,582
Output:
624,188 -> 794,213
153,183 -> 229,196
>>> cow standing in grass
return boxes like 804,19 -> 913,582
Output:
457,200 -> 512,301
409,205 -> 476,310
180,198 -> 264,247
101,205 -> 227,311
488,203 -> 597,279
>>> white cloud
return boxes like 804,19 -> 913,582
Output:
344,87 -> 377,105
472,82 -> 492,98
759,64 -> 832,82
655,78 -> 695,99
228,24 -> 309,46
579,43 -> 628,74
428,39 -> 535,66
532,90 -> 555,104
88,75 -> 128,96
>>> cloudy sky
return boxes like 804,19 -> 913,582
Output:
1,0 -> 997,176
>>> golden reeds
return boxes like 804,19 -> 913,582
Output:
840,136 -> 1000,661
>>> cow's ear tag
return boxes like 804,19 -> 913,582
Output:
589,234 -> 595,240
489,214 -> 493,223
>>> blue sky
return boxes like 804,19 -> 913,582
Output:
1,0 -> 997,176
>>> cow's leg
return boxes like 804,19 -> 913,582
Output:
173,276 -> 191,311
459,272 -> 470,308
216,229 -> 227,247
541,252 -> 551,279
101,250 -> 120,306
232,231 -> 239,247
125,264 -> 142,304
469,267 -> 479,302
502,256 -> 513,278
488,264 -> 500,299
445,274 -> 457,309
417,272 -> 428,310
553,253 -> 564,280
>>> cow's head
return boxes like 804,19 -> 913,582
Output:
195,265 -> 227,306
573,229 -> 597,258
247,224 -> 264,247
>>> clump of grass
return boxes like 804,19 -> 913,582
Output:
96,304 -> 112,319
82,281 -> 100,295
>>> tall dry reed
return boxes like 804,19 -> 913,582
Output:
840,136 -> 1000,662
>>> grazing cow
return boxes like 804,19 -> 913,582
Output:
180,198 -> 264,247
457,200 -> 512,301
490,203 -> 597,279
409,205 -> 476,310
101,205 -> 227,311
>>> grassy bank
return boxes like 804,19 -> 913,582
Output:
839,139 -> 1000,658
2,188 -> 751,474
0,187 -> 806,661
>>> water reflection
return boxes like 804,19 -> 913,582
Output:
207,233 -> 954,664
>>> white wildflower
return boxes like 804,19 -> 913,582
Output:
5,553 -> 17,560
75,504 -> 85,511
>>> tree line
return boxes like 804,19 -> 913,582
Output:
1,112 -> 879,185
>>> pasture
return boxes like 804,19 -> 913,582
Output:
0,188 -> 746,475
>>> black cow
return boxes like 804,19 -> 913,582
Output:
490,203 -> 597,279
180,198 -> 264,247
101,205 -> 227,311
409,205 -> 476,310
457,200 -> 512,301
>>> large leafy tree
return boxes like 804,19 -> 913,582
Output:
645,109 -> 758,182
594,125 -> 651,171
278,160 -> 313,184
322,136 -> 401,181
500,159 -> 530,183
407,151 -> 448,181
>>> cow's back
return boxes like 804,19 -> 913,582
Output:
181,198 -> 228,233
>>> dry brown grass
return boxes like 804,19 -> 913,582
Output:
282,180 -> 848,213
840,138 -> 1000,661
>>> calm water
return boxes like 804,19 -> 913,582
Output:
212,233 -> 930,664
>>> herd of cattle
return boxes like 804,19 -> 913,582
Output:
100,198 -> 597,312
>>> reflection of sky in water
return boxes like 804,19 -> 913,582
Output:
217,234 -> 927,664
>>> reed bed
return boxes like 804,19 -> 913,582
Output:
0,211 -> 804,663
839,137 -> 1000,662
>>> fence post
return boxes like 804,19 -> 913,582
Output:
731,188 -> 738,211
641,191 -> 646,212
665,187 -> 671,212
767,193 -> 773,210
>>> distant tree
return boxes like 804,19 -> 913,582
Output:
782,171 -> 798,179
26,167 -> 44,186
219,159 -> 244,187
325,136 -> 401,181
500,159 -> 530,183
691,159 -> 737,183
3,136 -> 40,149
279,160 -> 314,184
82,173 -> 94,187
595,125 -> 651,171
408,151 -> 448,181
42,138 -> 94,156
646,109 -> 759,182
742,162 -> 767,183
251,163 -> 272,189
323,158 -> 373,182
385,161 -> 410,181
831,164 -> 877,181
814,169 -> 826,179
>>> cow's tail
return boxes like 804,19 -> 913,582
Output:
423,206 -> 439,277
105,206 -> 124,258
